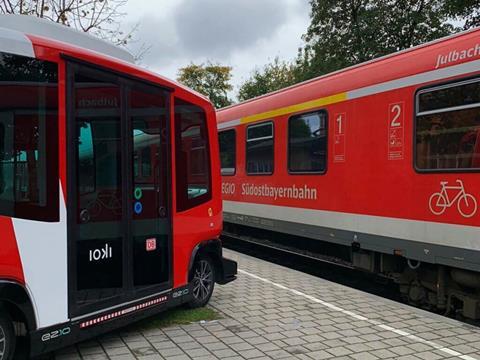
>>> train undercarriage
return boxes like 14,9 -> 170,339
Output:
377,252 -> 480,320
224,222 -> 480,320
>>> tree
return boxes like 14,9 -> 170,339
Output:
296,0 -> 459,82
177,62 -> 233,109
0,0 -> 135,47
444,0 -> 480,29
237,57 -> 297,102
239,0 -> 480,102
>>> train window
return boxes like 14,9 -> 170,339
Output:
246,122 -> 274,175
0,53 -> 59,221
219,129 -> 236,175
288,111 -> 327,173
416,78 -> 480,171
175,99 -> 211,211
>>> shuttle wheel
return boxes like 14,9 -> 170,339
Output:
0,311 -> 15,360
188,257 -> 215,308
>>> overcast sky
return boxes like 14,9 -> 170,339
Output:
123,0 -> 311,98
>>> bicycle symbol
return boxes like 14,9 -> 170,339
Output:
85,190 -> 122,221
429,180 -> 477,218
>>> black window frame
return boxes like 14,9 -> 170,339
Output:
174,98 -> 212,212
287,110 -> 328,175
414,75 -> 480,174
245,121 -> 274,176
219,128 -> 236,176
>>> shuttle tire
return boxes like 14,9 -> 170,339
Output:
0,310 -> 15,360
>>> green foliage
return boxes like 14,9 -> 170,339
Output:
136,307 -> 221,329
238,0 -> 480,101
295,0 -> 458,82
0,53 -> 57,82
443,0 -> 480,29
237,57 -> 297,102
177,62 -> 233,109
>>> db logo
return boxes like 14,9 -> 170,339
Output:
146,238 -> 157,251
429,180 -> 477,218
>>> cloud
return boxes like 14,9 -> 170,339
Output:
122,0 -> 311,93
127,14 -> 180,69
173,0 -> 289,58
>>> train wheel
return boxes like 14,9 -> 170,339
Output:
458,194 -> 477,218
0,311 -> 15,360
429,193 -> 447,215
187,257 -> 215,308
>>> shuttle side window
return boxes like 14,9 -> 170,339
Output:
0,53 -> 59,221
288,111 -> 327,173
246,122 -> 274,175
219,129 -> 236,175
416,78 -> 480,171
175,98 -> 211,211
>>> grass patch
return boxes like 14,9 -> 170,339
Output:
138,307 -> 222,329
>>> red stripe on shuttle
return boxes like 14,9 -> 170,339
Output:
0,216 -> 25,284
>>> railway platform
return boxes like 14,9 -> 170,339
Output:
55,249 -> 480,359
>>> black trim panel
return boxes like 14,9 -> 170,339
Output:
218,258 -> 237,285
29,285 -> 192,356
187,239 -> 237,284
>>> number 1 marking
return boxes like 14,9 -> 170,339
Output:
334,113 -> 346,162
336,114 -> 343,134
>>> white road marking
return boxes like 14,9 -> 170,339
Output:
238,269 -> 479,360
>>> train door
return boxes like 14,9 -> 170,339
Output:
66,61 -> 172,317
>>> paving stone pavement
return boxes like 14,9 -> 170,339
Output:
53,249 -> 480,359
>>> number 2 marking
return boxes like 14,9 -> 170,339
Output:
388,102 -> 404,160
391,104 -> 401,127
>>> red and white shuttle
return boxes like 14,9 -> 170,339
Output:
0,15 -> 236,358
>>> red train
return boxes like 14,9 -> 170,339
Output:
0,15 -> 235,358
218,28 -> 480,318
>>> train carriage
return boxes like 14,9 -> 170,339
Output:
0,15 -> 236,358
218,28 -> 480,319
